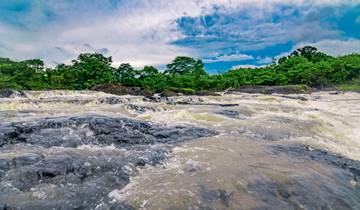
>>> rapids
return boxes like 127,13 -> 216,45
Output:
0,90 -> 359,209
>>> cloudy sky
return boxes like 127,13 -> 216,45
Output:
1,0 -> 360,72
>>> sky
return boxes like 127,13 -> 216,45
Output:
0,0 -> 360,73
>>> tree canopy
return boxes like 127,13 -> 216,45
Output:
1,46 -> 360,92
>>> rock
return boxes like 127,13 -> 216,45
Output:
125,104 -> 156,113
227,85 -> 312,95
0,114 -> 217,209
98,97 -> 127,105
143,95 -> 169,103
271,144 -> 360,179
158,89 -> 221,97
215,110 -> 249,119
278,95 -> 308,101
194,90 -> 221,96
91,83 -> 154,96
0,115 -> 216,148
159,89 -> 178,97
246,144 -> 360,209
0,89 -> 26,98
199,185 -> 232,206
13,153 -> 42,167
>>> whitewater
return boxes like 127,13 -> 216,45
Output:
0,90 -> 359,209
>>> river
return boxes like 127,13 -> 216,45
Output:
0,90 -> 359,209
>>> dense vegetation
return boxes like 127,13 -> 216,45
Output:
1,46 -> 360,92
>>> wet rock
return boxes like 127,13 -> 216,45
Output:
159,89 -> 221,97
125,104 -> 156,113
143,95 -> 238,107
215,110 -> 249,119
271,144 -> 360,179
227,85 -> 311,95
98,97 -> 128,105
169,97 -> 205,105
143,95 -> 169,103
0,115 -> 217,148
0,115 -> 217,209
199,185 -> 232,207
329,91 -> 343,95
159,90 -> 179,97
247,169 -> 360,210
13,153 -> 42,167
277,95 -> 308,101
91,83 -> 154,96
0,147 -> 151,209
0,89 -> 26,98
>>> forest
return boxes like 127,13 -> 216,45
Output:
1,46 -> 360,93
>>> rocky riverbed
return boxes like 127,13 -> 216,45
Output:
0,90 -> 359,209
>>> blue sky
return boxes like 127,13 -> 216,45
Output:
0,0 -> 360,72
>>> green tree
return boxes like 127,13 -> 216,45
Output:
114,63 -> 137,86
279,46 -> 333,64
139,66 -> 159,79
71,53 -> 114,89
165,56 -> 206,75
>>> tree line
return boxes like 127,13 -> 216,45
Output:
1,46 -> 359,92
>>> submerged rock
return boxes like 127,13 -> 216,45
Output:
248,144 -> 360,209
271,144 -> 360,179
215,110 -> 249,119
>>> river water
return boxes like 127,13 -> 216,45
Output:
0,90 -> 359,209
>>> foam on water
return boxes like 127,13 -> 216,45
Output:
1,90 -> 360,209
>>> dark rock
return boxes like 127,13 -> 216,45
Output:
247,170 -> 360,210
98,97 -> 127,105
0,114 -> 217,209
278,95 -> 308,101
0,115 -> 216,148
194,90 -> 221,96
247,143 -> 360,209
199,185 -> 232,206
215,110 -> 248,119
125,104 -> 156,113
271,144 -> 360,179
13,153 -> 42,167
91,83 -> 154,96
143,95 -> 168,103
227,85 -> 312,95
159,90 -> 178,97
329,91 -> 343,95
0,89 -> 26,98
158,89 -> 220,97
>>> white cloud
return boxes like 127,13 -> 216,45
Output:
0,0 -> 358,67
294,39 -> 360,56
258,57 -> 274,64
231,64 -> 267,70
205,53 -> 254,63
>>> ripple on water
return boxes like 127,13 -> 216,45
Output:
0,91 -> 359,209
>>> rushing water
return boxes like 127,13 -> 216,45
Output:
0,90 -> 359,209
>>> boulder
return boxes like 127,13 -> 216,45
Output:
0,89 -> 26,98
